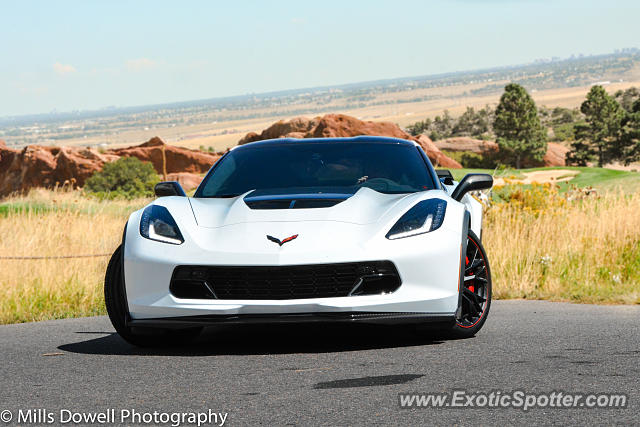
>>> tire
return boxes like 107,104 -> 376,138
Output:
105,244 -> 202,347
444,229 -> 492,338
416,230 -> 492,339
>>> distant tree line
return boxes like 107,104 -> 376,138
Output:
406,106 -> 494,141
406,85 -> 640,168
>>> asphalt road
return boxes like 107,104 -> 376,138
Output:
1,300 -> 638,426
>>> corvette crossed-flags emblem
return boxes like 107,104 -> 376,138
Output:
266,234 -> 298,246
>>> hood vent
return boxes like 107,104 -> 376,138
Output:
244,193 -> 350,210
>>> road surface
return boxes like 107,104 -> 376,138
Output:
0,300 -> 638,425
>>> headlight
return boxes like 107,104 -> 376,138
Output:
386,199 -> 447,240
140,205 -> 184,245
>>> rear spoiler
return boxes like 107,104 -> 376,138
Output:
436,169 -> 455,186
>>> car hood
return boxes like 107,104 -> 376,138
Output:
188,187 -> 410,228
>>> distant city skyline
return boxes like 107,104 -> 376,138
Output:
2,0 -> 640,116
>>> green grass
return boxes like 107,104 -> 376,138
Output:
447,166 -> 640,193
0,194 -> 148,218
0,202 -> 54,217
558,167 -> 640,192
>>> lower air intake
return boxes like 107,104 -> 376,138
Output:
170,261 -> 401,300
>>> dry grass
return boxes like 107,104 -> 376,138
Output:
0,189 -> 148,324
485,186 -> 640,304
0,183 -> 638,325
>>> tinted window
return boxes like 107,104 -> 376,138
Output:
198,142 -> 435,197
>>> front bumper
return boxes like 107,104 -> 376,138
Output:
123,210 -> 463,322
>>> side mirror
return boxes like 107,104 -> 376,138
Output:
154,181 -> 187,197
436,169 -> 455,186
451,174 -> 493,202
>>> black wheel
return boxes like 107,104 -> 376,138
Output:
105,244 -> 202,347
447,229 -> 492,338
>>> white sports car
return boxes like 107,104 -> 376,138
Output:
105,136 -> 493,346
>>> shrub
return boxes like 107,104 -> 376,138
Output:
442,150 -> 498,168
84,157 -> 159,199
490,183 -> 565,212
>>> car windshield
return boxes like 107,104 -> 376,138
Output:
197,141 -> 436,197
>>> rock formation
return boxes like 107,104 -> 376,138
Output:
433,137 -> 499,154
110,137 -> 219,175
434,136 -> 568,167
238,114 -> 462,168
166,172 -> 203,191
0,137 -> 219,197
543,142 -> 570,167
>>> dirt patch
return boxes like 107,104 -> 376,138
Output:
604,162 -> 640,172
493,169 -> 579,186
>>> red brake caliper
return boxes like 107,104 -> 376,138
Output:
465,256 -> 475,292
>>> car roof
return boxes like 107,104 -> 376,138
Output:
233,135 -> 418,150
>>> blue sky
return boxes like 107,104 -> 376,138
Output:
1,0 -> 639,116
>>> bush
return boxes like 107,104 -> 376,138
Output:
84,157 -> 159,199
407,106 -> 495,140
442,150 -> 498,168
490,183 -> 565,212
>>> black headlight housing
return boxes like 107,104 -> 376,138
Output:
386,199 -> 447,240
139,205 -> 184,245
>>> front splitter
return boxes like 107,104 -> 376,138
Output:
127,311 -> 456,329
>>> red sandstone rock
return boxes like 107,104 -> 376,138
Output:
434,137 -> 568,167
166,172 -> 203,191
108,136 -> 219,174
238,114 -> 462,168
433,137 -> 499,154
0,144 -> 110,196
543,142 -> 570,167
0,137 -> 219,197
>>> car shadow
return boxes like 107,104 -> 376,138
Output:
58,323 -> 445,356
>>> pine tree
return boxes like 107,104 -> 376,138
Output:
619,99 -> 640,164
493,83 -> 547,168
566,123 -> 594,166
572,85 -> 624,167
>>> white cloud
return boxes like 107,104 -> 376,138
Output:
126,58 -> 157,71
291,17 -> 306,24
53,62 -> 77,75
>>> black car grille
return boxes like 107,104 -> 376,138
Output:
170,261 -> 401,300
